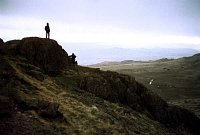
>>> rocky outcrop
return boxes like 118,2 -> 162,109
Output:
0,38 -> 4,46
17,63 -> 45,81
79,70 -> 200,134
5,40 -> 20,46
0,38 -> 5,54
24,100 -> 64,120
16,37 -> 68,75
37,101 -> 63,119
27,70 -> 45,81
141,90 -> 200,133
80,71 -> 144,111
0,39 -> 18,55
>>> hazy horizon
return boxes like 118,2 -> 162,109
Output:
63,44 -> 199,65
1,0 -> 200,50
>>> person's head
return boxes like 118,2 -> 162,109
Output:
47,23 -> 49,26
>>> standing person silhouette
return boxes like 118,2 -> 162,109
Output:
45,23 -> 50,39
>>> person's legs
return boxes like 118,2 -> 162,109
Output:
46,32 -> 50,39
46,32 -> 47,38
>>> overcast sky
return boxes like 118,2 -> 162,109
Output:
1,0 -> 200,49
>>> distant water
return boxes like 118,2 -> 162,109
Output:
64,45 -> 200,65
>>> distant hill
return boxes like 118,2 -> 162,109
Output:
64,44 -> 199,65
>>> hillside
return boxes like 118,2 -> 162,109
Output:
91,54 -> 200,117
0,37 -> 200,135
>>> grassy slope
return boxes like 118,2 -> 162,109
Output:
1,55 -> 177,135
90,54 -> 200,117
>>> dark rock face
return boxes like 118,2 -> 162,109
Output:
5,40 -> 20,46
141,90 -> 200,133
0,38 -> 4,46
79,71 -> 200,134
0,39 -> 18,55
16,37 -> 68,75
0,38 -> 5,54
80,71 -> 144,110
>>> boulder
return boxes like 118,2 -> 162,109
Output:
27,70 -> 45,81
13,98 -> 64,120
16,37 -> 69,75
38,101 -> 63,119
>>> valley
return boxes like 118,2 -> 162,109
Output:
91,54 -> 200,117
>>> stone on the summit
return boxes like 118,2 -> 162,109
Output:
16,37 -> 69,75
